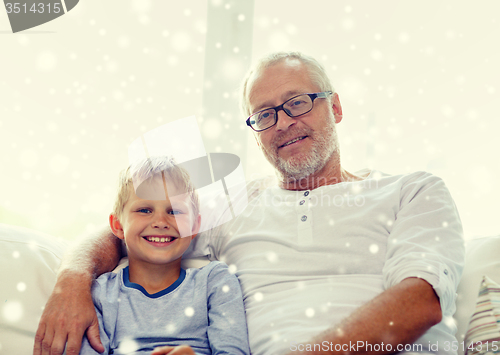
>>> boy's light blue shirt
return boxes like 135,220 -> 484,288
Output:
79,261 -> 250,355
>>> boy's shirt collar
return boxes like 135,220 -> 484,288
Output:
122,266 -> 186,298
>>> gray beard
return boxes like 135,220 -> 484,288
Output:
263,120 -> 338,182
277,143 -> 333,181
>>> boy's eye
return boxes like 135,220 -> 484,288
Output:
137,208 -> 152,214
169,210 -> 183,215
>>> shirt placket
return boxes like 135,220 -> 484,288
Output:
297,190 -> 313,245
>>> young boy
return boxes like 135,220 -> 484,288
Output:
79,157 -> 250,355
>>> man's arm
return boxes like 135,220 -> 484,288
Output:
33,227 -> 122,355
287,277 -> 441,355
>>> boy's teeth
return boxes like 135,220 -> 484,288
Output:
146,236 -> 173,242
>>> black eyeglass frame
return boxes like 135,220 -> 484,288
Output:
245,91 -> 333,132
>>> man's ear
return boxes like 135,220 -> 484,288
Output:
190,214 -> 202,240
332,93 -> 343,124
109,214 -> 125,240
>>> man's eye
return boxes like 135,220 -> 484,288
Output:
258,111 -> 274,122
291,100 -> 305,106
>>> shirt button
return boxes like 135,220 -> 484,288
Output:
304,191 -> 309,196
301,215 -> 307,222
299,200 -> 305,205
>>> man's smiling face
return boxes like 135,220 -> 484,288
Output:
247,58 -> 342,181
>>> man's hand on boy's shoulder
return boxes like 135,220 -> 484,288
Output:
151,345 -> 196,355
33,270 -> 104,355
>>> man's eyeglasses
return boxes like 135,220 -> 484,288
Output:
246,91 -> 333,132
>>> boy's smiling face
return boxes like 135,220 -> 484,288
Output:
110,176 -> 200,267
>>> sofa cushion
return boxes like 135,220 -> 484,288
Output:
455,236 -> 500,355
463,275 -> 500,355
0,223 -> 67,355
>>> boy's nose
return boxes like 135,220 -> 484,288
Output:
152,214 -> 170,229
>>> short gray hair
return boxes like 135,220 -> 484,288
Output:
240,51 -> 335,117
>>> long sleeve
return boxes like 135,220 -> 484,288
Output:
79,280 -> 111,355
382,172 -> 465,318
206,263 -> 250,355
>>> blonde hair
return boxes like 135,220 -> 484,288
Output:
240,51 -> 335,117
112,156 -> 199,221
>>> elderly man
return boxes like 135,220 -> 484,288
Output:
34,52 -> 464,355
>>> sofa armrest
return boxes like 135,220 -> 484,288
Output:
0,223 -> 67,354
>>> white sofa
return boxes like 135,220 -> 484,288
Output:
1,223 -> 498,355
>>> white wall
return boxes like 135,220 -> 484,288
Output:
247,1 -> 500,239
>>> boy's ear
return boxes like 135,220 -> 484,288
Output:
109,214 -> 125,240
190,214 -> 202,240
